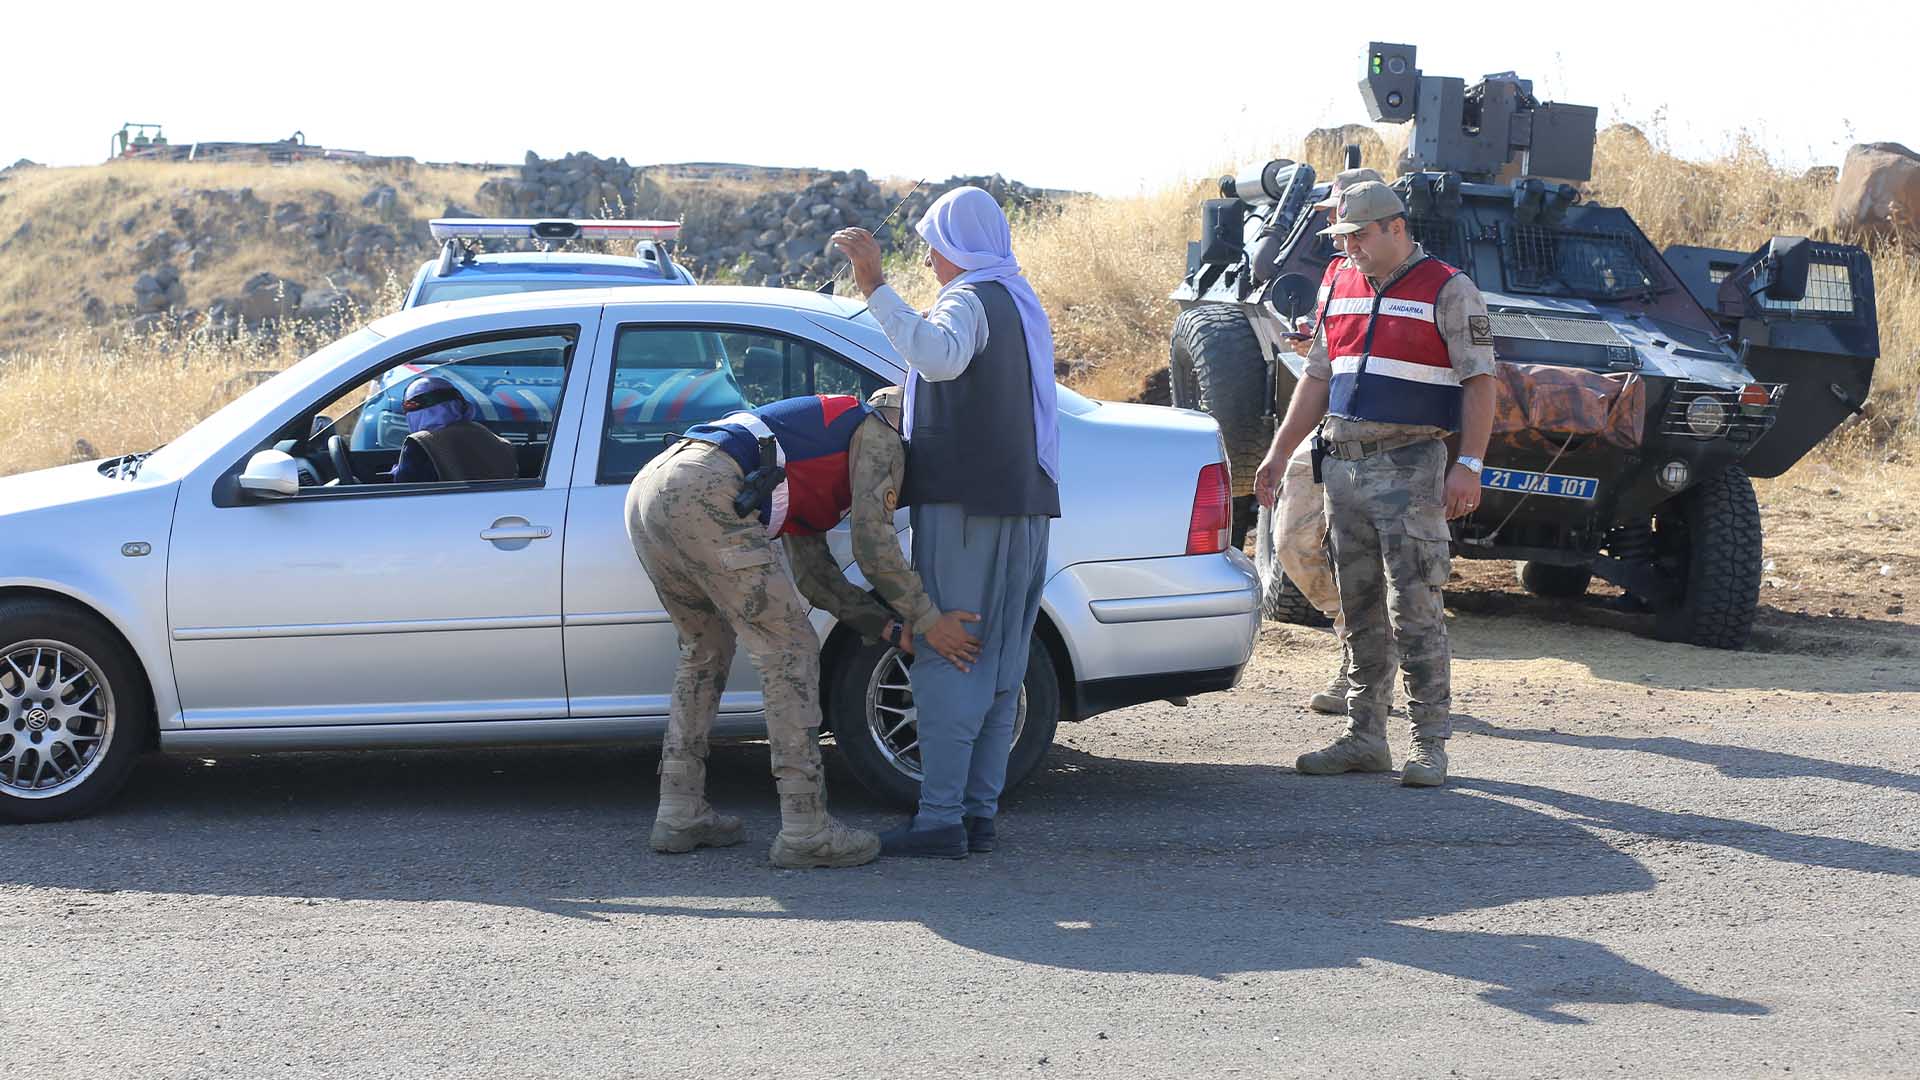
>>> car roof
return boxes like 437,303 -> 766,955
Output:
369,284 -> 873,338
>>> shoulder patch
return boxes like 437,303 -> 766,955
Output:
1468,315 -> 1494,346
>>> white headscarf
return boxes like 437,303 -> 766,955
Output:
912,186 -> 1060,484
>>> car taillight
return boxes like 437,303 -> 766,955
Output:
1187,462 -> 1232,555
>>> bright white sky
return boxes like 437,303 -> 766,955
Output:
2,0 -> 1908,196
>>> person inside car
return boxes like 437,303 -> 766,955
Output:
386,375 -> 519,483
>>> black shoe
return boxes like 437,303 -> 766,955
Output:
962,815 -> 996,854
878,822 -> 968,859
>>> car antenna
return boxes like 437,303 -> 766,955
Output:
819,176 -> 927,308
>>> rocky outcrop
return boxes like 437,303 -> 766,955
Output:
83,156 -> 1055,338
1833,141 -> 1920,242
474,151 -> 1054,287
1304,124 -> 1387,170
132,263 -> 185,314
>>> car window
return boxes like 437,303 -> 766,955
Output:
414,278 -> 653,305
597,325 -> 889,485
292,328 -> 577,491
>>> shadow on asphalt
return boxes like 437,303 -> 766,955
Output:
1,740 -> 1847,1023
1462,719 -> 1920,800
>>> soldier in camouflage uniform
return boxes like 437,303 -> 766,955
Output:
1275,168 -> 1386,714
627,387 -> 979,868
1253,181 -> 1497,786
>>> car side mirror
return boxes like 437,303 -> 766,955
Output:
1264,273 -> 1318,322
1760,235 -> 1810,303
237,449 -> 301,499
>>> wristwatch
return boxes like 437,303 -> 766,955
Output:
1455,455 -> 1485,476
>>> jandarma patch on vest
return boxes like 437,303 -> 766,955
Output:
1469,315 -> 1494,345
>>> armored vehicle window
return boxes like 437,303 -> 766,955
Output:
1710,262 -> 1857,317
1503,225 -> 1659,300
1405,216 -> 1465,266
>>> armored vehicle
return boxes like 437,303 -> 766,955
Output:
1169,43 -> 1879,648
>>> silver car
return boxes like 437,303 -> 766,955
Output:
0,287 -> 1259,822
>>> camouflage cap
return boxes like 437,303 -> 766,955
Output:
1312,167 -> 1385,210
866,385 -> 905,432
1318,180 -> 1406,236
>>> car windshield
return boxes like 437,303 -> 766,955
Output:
415,278 -> 652,305
135,327 -> 385,482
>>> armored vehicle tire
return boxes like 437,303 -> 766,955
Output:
1170,305 -> 1270,499
1252,504 -> 1332,625
1654,466 -> 1764,650
1517,561 -> 1593,599
828,635 -> 1061,810
0,598 -> 152,824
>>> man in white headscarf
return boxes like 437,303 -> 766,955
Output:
831,186 -> 1060,859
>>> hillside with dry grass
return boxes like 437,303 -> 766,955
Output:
0,125 -> 1913,483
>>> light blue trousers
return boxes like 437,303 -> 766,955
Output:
907,502 -> 1051,828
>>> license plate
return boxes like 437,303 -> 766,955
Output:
1481,467 -> 1599,500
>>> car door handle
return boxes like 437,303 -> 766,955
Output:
480,518 -> 553,542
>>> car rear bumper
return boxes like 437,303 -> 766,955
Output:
1044,549 -> 1260,718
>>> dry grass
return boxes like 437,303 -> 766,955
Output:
0,328 -> 327,472
0,159 -> 495,353
0,127 -> 1912,481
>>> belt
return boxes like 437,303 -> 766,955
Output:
1322,434 -> 1438,461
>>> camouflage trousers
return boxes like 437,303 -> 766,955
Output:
625,440 -> 827,825
1274,436 -> 1341,619
1322,438 -> 1454,741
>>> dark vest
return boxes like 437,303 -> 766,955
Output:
902,280 -> 1061,518
408,420 -> 520,482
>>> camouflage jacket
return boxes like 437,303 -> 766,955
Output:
785,394 -> 940,643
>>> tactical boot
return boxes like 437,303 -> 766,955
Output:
1310,666 -> 1350,715
768,778 -> 880,869
1400,736 -> 1449,787
650,811 -> 745,853
1310,643 -> 1351,714
650,755 -> 745,853
1295,730 -> 1393,775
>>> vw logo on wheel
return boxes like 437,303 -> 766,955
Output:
22,708 -> 50,732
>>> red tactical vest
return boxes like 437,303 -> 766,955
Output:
1319,256 -> 1464,430
684,394 -> 870,537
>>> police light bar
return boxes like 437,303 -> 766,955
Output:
428,218 -> 681,243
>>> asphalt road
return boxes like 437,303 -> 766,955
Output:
4,613 -> 1919,1079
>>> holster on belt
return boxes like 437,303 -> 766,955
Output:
733,435 -> 785,519
1309,428 -> 1328,485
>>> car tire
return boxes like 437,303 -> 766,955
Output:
1654,466 -> 1763,650
827,635 -> 1062,811
1517,561 -> 1594,599
0,598 -> 151,824
1169,305 -> 1271,499
1252,503 -> 1332,626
